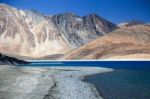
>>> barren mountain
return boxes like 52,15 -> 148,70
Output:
63,24 -> 150,59
0,4 -> 71,57
50,13 -> 117,47
0,4 -> 117,58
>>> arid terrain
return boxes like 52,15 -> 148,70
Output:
0,4 -> 117,58
63,24 -> 150,59
0,4 -> 150,60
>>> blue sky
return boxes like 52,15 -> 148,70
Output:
0,0 -> 150,23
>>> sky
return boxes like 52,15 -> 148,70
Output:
0,0 -> 150,23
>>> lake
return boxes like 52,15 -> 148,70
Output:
25,61 -> 150,70
84,69 -> 150,99
22,61 -> 150,99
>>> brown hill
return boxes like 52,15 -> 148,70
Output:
63,24 -> 150,59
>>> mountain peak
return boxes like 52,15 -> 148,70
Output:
83,13 -> 118,33
83,13 -> 111,24
0,4 -> 118,57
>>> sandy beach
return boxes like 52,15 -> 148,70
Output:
0,65 -> 113,99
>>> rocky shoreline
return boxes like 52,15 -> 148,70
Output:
0,66 -> 113,99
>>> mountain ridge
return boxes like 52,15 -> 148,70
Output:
0,4 -> 118,57
63,24 -> 150,59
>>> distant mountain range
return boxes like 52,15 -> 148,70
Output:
0,4 -> 117,58
0,4 -> 150,60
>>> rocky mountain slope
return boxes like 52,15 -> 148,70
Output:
63,24 -> 150,59
50,13 -> 117,47
0,4 -> 117,57
0,53 -> 28,65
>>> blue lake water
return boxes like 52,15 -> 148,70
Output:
21,61 -> 150,99
84,69 -> 150,99
24,61 -> 150,70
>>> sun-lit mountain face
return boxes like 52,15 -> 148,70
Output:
0,4 -> 118,58
63,24 -> 150,60
0,4 -> 150,60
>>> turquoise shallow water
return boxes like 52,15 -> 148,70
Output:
84,69 -> 150,99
